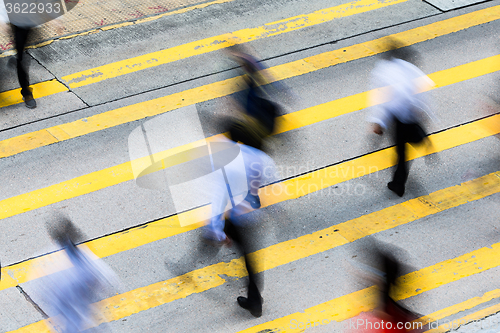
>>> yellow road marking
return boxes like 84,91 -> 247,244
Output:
131,53 -> 500,188
0,0 -> 392,105
1,117 -> 499,290
239,241 -> 500,333
0,110 -> 500,290
0,53 -> 499,289
0,80 -> 67,108
426,302 -> 500,333
61,0 -> 408,88
0,0 -> 241,57
1,5 -> 499,156
9,175 -> 500,332
419,289 -> 500,331
0,53 -> 498,227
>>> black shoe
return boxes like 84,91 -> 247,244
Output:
388,181 -> 404,197
237,296 -> 262,318
23,95 -> 36,109
245,193 -> 261,209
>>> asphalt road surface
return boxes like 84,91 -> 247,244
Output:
1,0 -> 500,332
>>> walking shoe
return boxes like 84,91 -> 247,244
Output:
201,235 -> 232,248
245,192 -> 261,209
237,296 -> 262,317
387,181 -> 404,197
23,95 -> 36,109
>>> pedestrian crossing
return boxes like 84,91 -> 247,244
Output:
0,3 -> 498,152
0,52 -> 499,221
0,0 -> 413,108
1,113 -> 499,293
1,1 -> 500,332
6,170 -> 500,332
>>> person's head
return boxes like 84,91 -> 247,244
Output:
227,43 -> 259,74
47,215 -> 84,250
381,37 -> 417,63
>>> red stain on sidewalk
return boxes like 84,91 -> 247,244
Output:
0,42 -> 13,50
149,5 -> 169,13
128,10 -> 145,18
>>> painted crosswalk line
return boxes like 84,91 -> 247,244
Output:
62,0 -> 409,88
1,5 -> 499,156
0,0 -> 407,108
9,173 -> 500,332
1,53 -> 499,223
422,289 -> 500,332
1,114 -> 499,291
238,241 -> 500,333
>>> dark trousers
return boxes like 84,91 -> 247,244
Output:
223,219 -> 262,305
13,25 -> 32,98
392,119 -> 427,188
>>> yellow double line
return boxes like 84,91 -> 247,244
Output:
1,112 -> 499,292
9,170 -> 500,332
239,240 -> 500,333
0,0 -> 407,107
0,5 -> 499,158
1,53 -> 499,222
2,25 -> 500,290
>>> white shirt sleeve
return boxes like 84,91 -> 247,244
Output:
368,60 -> 393,129
368,58 -> 436,129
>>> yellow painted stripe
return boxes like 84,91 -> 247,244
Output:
1,111 -> 499,291
0,0 -> 388,106
419,289 -> 500,327
0,130 -> 498,293
263,117 -> 500,209
1,5 -> 500,158
239,242 -> 500,333
1,54 -> 499,225
9,177 -> 500,332
426,302 -> 500,333
61,0 -> 407,88
0,79 -> 67,108
0,0 -> 243,59
1,53 -> 499,291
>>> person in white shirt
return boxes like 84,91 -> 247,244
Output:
202,136 -> 275,318
368,38 -> 435,197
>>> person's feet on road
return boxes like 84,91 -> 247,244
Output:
388,181 -> 404,197
23,94 -> 36,109
237,296 -> 262,318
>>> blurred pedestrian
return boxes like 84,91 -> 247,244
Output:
348,241 -> 424,333
202,136 -> 271,318
226,44 -> 282,152
375,251 -> 423,333
0,0 -> 64,108
37,217 -> 119,332
368,38 -> 436,197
